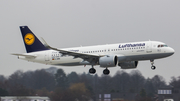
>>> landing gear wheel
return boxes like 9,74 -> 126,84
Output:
103,68 -> 110,75
89,68 -> 96,74
150,60 -> 156,70
151,66 -> 156,70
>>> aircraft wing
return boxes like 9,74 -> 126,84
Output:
11,53 -> 37,58
41,38 -> 102,61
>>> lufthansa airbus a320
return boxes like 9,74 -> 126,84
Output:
12,26 -> 175,75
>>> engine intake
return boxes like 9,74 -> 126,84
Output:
99,55 -> 117,67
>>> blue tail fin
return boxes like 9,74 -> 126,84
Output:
20,26 -> 49,53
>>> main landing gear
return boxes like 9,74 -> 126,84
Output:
89,66 -> 110,75
89,65 -> 96,74
103,68 -> 110,75
150,60 -> 156,70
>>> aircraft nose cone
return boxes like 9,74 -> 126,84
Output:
169,47 -> 175,55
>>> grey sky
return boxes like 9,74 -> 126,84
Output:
0,0 -> 179,82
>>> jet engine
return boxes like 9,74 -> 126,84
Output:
118,61 -> 138,69
99,55 -> 117,67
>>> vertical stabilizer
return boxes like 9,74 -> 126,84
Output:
20,26 -> 49,53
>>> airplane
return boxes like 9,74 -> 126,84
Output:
12,26 -> 175,75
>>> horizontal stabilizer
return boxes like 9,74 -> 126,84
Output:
11,53 -> 37,58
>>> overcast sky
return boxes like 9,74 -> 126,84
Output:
0,0 -> 179,82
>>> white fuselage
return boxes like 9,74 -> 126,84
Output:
18,41 -> 174,67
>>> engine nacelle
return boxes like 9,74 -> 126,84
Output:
118,61 -> 138,69
99,55 -> 117,67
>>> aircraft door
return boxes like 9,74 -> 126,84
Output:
107,49 -> 110,54
45,51 -> 50,61
146,42 -> 152,53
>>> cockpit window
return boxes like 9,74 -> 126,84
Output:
158,44 -> 168,48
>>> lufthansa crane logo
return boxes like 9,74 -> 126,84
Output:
24,33 -> 35,45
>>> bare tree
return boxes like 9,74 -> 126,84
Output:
67,72 -> 80,85
55,69 -> 68,89
129,70 -> 145,93
151,75 -> 166,91
112,70 -> 131,93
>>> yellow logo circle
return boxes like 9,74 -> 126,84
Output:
24,33 -> 35,45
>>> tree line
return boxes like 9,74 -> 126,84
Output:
0,67 -> 179,101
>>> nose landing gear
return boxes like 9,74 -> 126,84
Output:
150,60 -> 156,70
